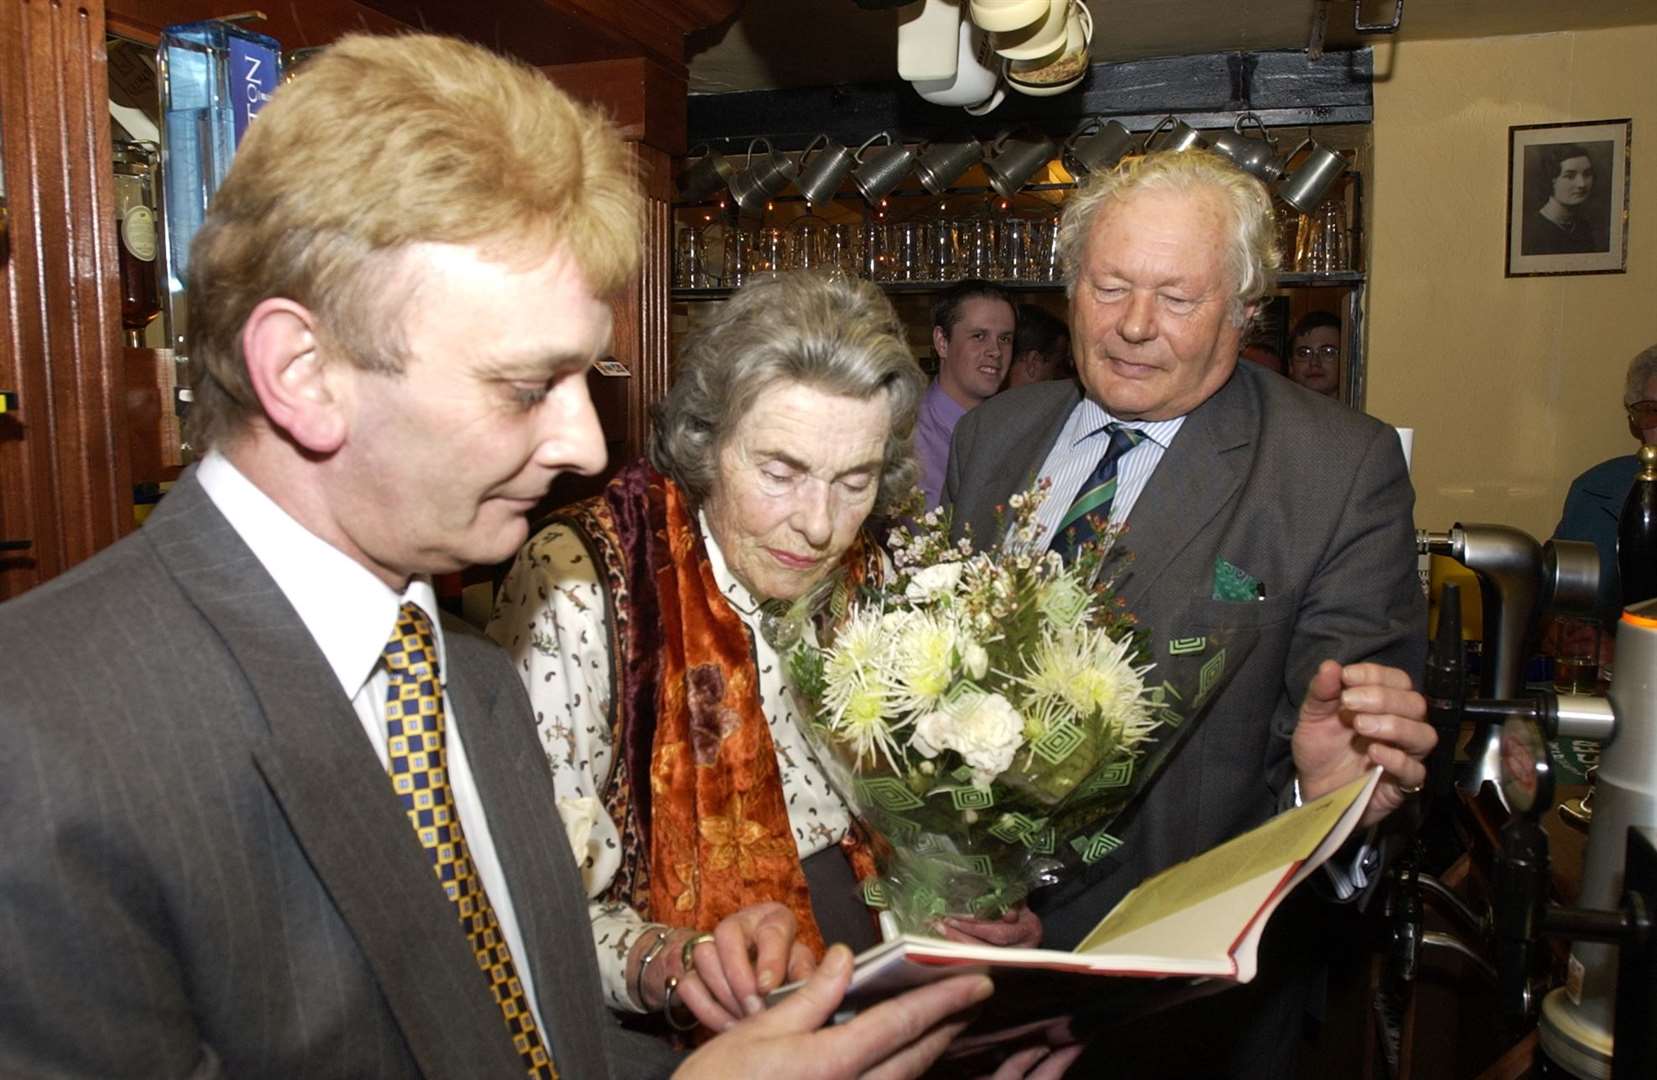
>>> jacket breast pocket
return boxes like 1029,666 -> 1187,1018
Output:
1181,592 -> 1298,632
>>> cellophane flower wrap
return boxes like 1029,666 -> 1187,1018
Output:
786,486 -> 1200,934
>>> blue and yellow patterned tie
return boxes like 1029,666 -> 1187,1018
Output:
383,602 -> 556,1080
1050,422 -> 1143,561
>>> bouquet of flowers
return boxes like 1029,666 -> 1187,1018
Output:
786,486 -> 1198,933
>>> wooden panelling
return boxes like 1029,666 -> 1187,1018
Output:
541,56 -> 687,156
106,0 -> 405,47
0,0 -> 132,599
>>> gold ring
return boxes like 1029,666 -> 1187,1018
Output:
681,931 -> 715,974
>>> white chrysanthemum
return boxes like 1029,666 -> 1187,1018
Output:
824,607 -> 891,692
910,692 -> 1025,786
891,613 -> 959,712
1018,627 -> 1156,747
833,678 -> 905,770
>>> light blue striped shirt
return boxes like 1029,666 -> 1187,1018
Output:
1026,396 -> 1187,549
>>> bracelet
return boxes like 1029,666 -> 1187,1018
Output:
680,931 -> 715,976
630,927 -> 672,1011
662,974 -> 701,1032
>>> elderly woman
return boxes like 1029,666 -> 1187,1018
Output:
490,273 -> 1037,1037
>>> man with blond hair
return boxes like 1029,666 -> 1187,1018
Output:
945,149 -> 1434,1076
0,34 -> 993,1079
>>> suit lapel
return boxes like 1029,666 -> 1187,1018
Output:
448,640 -> 614,1078
1116,370 -> 1258,615
960,381 -> 1081,541
145,475 -> 526,1080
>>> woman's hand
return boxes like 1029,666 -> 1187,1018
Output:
632,902 -> 817,1031
935,905 -> 1043,949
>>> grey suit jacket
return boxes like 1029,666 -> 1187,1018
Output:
0,473 -> 678,1079
945,362 -> 1426,949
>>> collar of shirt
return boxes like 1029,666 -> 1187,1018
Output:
1064,395 -> 1186,451
699,509 -> 763,617
196,451 -> 446,700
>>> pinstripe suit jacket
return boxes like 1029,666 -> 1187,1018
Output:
0,473 -> 678,1079
945,362 -> 1427,944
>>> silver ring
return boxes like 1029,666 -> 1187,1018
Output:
1398,781 -> 1424,796
663,974 -> 700,1032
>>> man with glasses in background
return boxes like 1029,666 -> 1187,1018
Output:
1287,310 -> 1342,398
1552,344 -> 1657,625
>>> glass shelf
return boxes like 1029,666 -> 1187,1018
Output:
671,271 -> 1364,302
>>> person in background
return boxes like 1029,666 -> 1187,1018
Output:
943,149 -> 1432,1077
1288,309 -> 1343,397
915,279 -> 1016,510
1240,341 -> 1285,375
1522,142 -> 1605,255
1003,303 -> 1072,390
0,34 -> 994,1080
1552,344 -> 1657,625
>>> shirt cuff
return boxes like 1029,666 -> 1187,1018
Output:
592,904 -> 657,1013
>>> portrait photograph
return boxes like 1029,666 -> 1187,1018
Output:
1506,118 -> 1631,277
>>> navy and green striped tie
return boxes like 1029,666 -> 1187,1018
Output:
1050,423 -> 1142,561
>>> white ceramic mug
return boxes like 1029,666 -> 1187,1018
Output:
912,17 -> 1000,109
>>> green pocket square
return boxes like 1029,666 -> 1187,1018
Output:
1212,557 -> 1262,601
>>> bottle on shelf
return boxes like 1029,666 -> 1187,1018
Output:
1617,443 -> 1657,611
112,142 -> 161,348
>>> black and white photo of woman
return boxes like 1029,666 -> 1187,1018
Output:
1521,141 -> 1612,255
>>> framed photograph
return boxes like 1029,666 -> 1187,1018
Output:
1506,118 -> 1631,277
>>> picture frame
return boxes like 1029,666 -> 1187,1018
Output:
1506,118 -> 1631,277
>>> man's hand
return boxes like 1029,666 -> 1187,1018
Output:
674,944 -> 993,1080
1292,660 -> 1435,827
935,906 -> 1043,949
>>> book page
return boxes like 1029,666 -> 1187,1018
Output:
1077,770 -> 1375,952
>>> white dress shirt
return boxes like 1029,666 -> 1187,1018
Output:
196,451 -> 547,1033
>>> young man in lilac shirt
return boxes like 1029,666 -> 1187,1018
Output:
915,280 -> 1017,510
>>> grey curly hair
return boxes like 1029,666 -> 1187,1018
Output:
1626,344 -> 1657,405
649,273 -> 925,517
1057,149 -> 1281,327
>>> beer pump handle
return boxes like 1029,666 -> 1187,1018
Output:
1425,582 -> 1465,800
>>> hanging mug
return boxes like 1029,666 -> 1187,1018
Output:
1141,114 -> 1207,155
795,133 -> 858,207
1276,139 -> 1347,214
678,144 -> 735,203
852,131 -> 919,203
1063,118 -> 1134,176
1210,114 -> 1286,183
728,138 -> 798,214
983,129 -> 1057,198
914,139 -> 984,195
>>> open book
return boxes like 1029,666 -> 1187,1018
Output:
785,767 -> 1380,1015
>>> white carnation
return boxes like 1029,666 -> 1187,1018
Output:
904,561 -> 965,603
910,692 -> 1024,786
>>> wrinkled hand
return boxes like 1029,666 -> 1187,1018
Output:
675,944 -> 993,1080
1292,660 -> 1435,827
663,902 -> 816,1031
935,906 -> 1043,949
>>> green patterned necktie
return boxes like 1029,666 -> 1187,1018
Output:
382,602 -> 556,1080
1051,423 -> 1143,561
